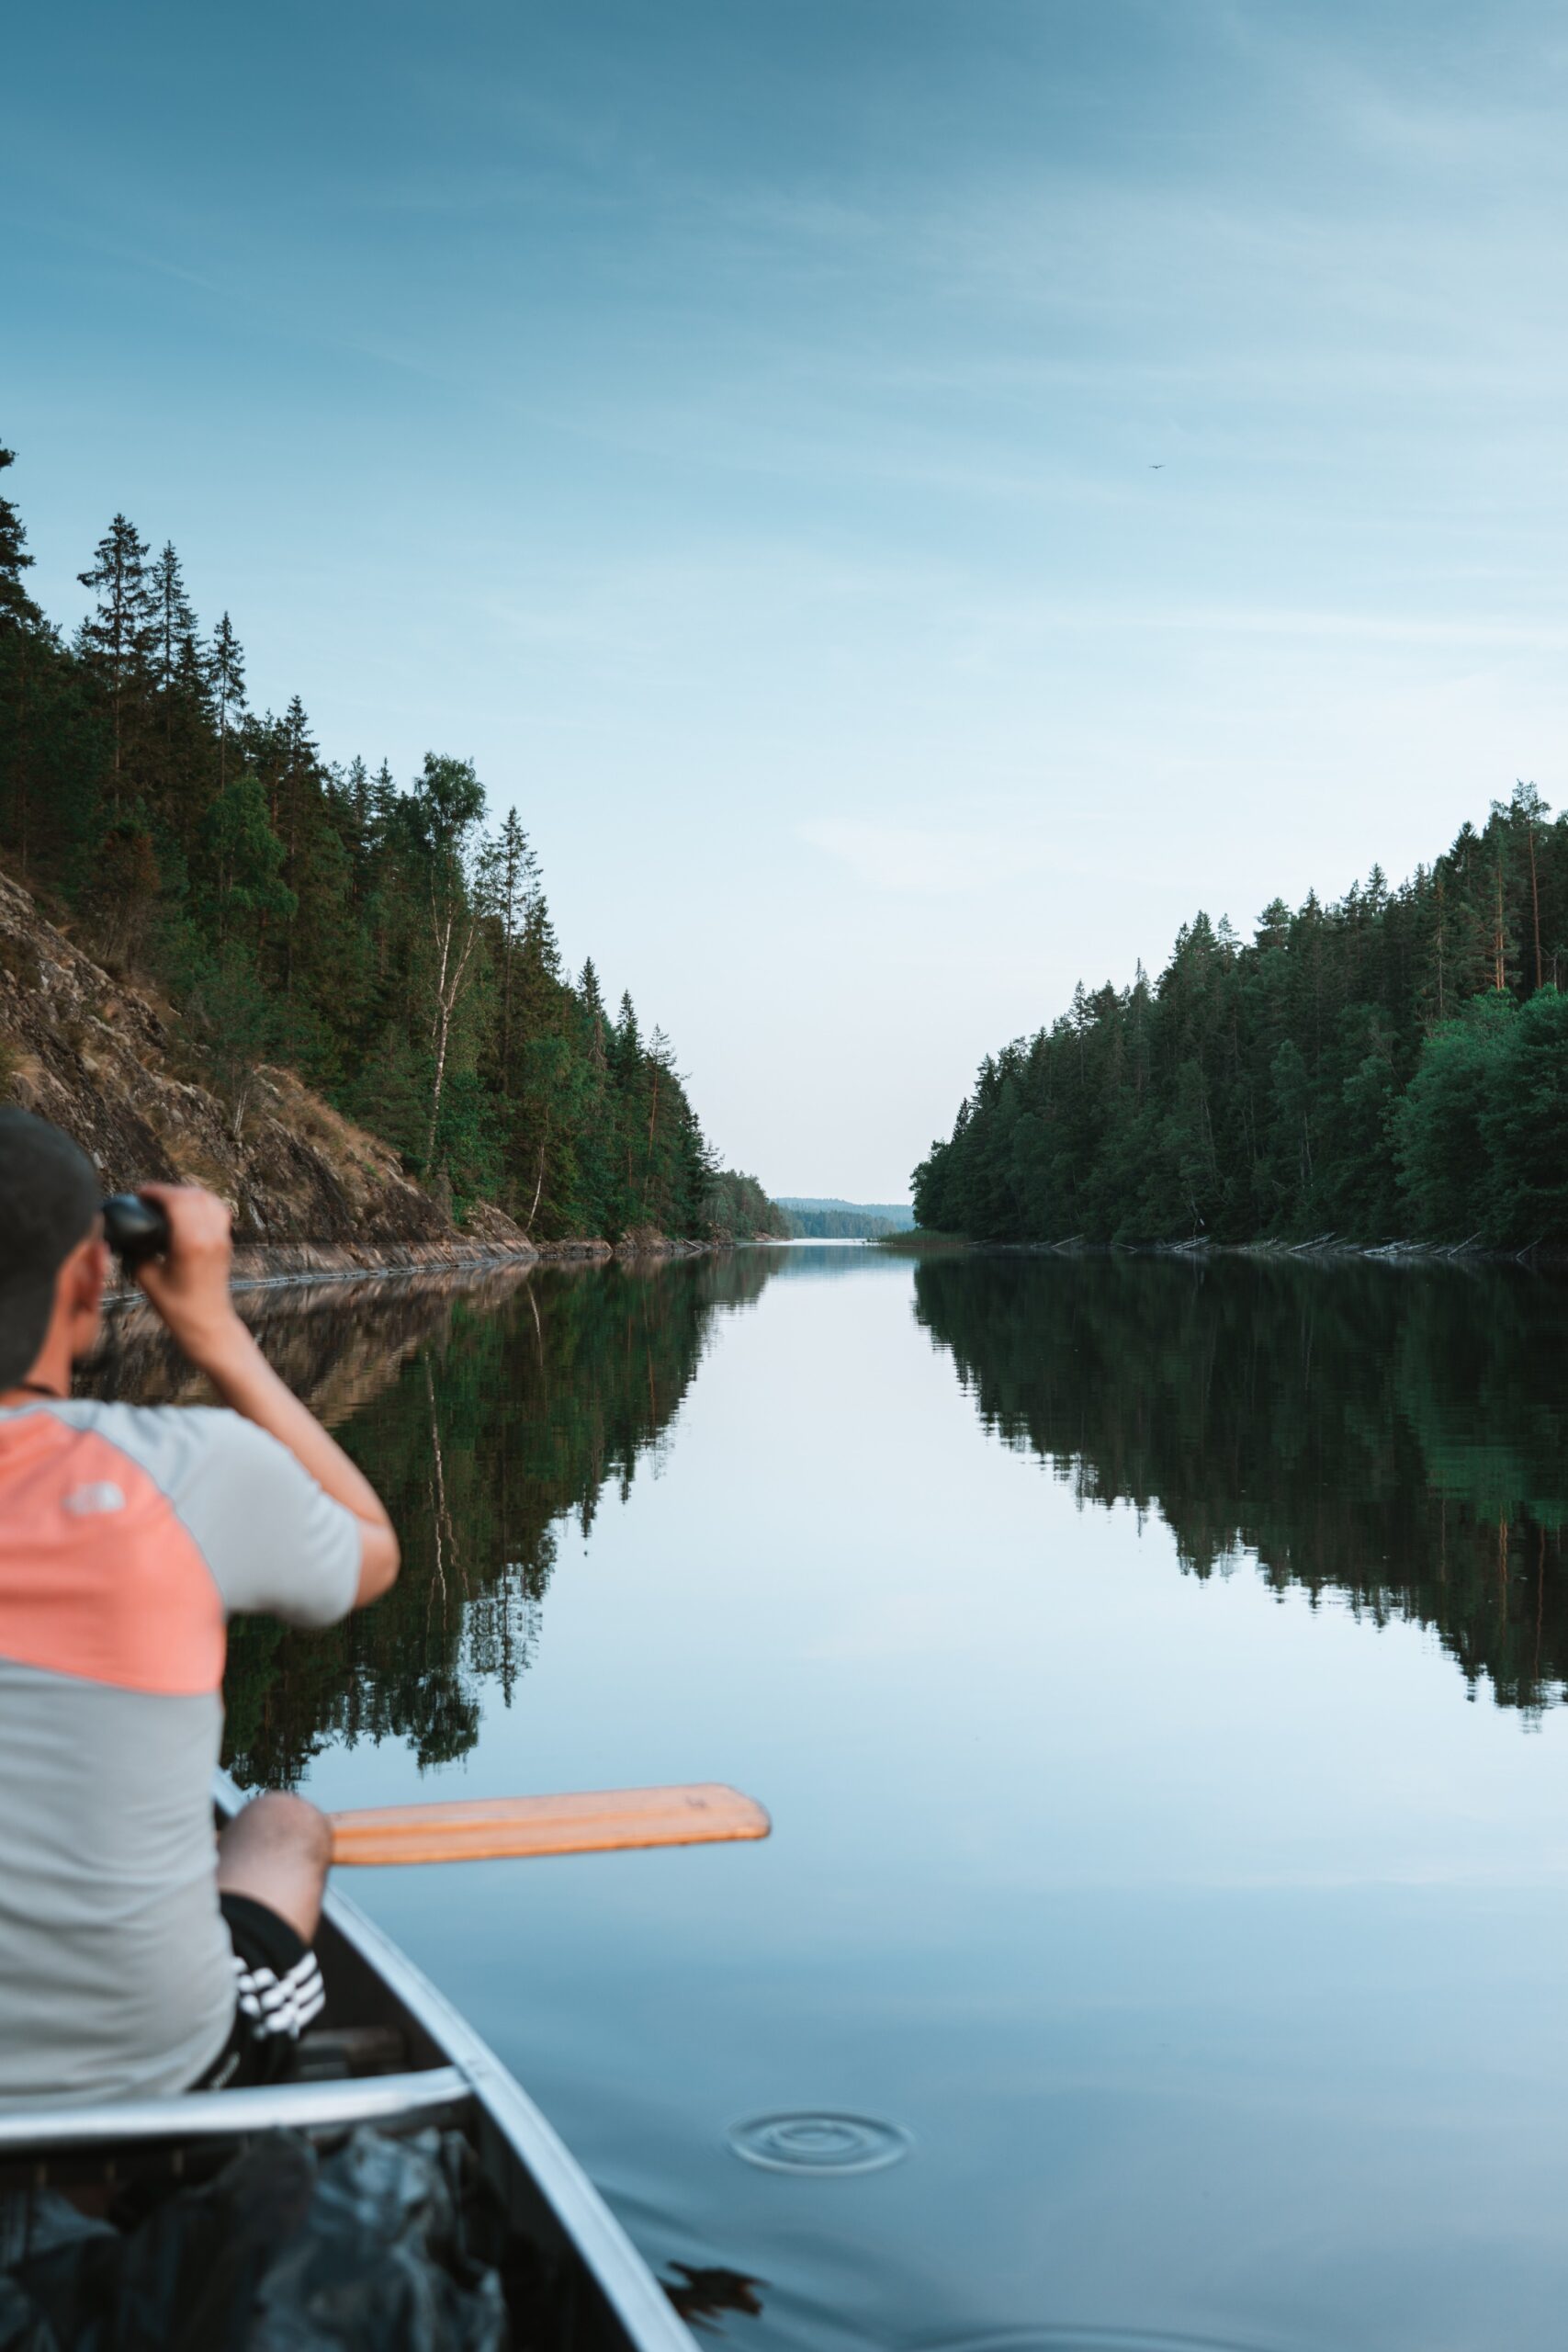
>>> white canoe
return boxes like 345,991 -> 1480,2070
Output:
0,1772 -> 694,2352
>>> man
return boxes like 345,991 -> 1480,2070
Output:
0,1107 -> 400,2106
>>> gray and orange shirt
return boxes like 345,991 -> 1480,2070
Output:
0,1398 -> 360,2109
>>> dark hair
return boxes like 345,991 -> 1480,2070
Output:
0,1109 -> 100,1390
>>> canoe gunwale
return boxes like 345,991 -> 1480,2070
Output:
0,2065 -> 470,2153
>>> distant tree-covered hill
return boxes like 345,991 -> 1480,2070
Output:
776,1196 -> 916,1238
915,787 -> 1568,1249
0,441 -> 772,1243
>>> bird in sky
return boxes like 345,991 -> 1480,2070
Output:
1149,462 -> 1165,469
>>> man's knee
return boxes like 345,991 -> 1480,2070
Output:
218,1792 -> 333,1941
241,1791 -> 333,1871
220,1787 -> 333,1882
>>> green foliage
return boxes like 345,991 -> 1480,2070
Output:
1488,987 -> 1568,1243
203,771 -> 295,945
182,944 -> 285,1133
0,445 -> 740,1239
1393,988 -> 1568,1247
1393,994 -> 1513,1241
0,447 -> 41,635
706,1168 -> 793,1238
917,787 -> 1568,1248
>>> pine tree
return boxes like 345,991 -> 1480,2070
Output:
141,542 -> 209,860
568,958 -> 613,1231
0,447 -> 42,634
579,959 -> 607,1066
477,808 -> 538,1093
341,757 -> 371,900
149,543 -> 196,699
1509,781 -> 1549,994
504,881 -> 573,1230
76,514 -> 156,802
273,694 -> 322,989
207,612 -> 246,786
0,446 -> 75,887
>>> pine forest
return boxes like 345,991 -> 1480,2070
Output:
0,446 -> 783,1240
915,785 -> 1568,1250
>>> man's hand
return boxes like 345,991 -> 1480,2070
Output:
132,1185 -> 248,1373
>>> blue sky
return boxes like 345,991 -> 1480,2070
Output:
6,1 -> 1568,1197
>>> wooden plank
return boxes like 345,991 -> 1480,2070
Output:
329,1783 -> 771,1867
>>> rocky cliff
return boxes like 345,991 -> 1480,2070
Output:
0,865 -> 532,1269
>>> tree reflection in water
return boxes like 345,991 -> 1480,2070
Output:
95,1253 -> 781,1784
104,1244 -> 1568,1791
914,1253 -> 1568,1714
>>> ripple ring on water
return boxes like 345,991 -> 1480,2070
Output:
727,2111 -> 913,2176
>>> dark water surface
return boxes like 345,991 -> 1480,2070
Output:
143,1248 -> 1568,2350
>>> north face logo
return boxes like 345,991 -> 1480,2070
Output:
62,1482 -> 126,1516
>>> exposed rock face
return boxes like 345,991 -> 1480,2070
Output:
0,866 -> 529,1261
461,1199 -> 536,1251
613,1224 -> 709,1260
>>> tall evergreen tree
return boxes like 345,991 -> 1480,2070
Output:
0,447 -> 41,634
207,611 -> 246,786
76,514 -> 155,800
477,807 -> 538,1093
149,542 -> 196,697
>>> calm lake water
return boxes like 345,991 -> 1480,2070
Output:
127,1246 -> 1568,2352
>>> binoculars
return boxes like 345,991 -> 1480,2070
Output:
101,1193 -> 172,1270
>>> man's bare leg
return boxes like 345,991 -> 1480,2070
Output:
216,1792 -> 333,1944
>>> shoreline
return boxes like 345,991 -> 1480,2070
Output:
878,1233 -> 1563,1270
105,1229 -> 725,1306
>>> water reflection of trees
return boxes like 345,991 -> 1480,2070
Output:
101,1253 -> 779,1786
913,1255 -> 1568,1714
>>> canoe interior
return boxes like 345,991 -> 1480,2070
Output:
0,1798 -> 681,2352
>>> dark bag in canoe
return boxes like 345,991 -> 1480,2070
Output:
0,2124 -> 507,2352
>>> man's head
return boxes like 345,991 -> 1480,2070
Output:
0,1109 -> 106,1394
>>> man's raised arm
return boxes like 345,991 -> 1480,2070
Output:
134,1186 -> 400,1607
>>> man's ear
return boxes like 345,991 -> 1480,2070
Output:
62,1233 -> 109,1354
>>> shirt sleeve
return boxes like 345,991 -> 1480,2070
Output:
130,1405 -> 363,1628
